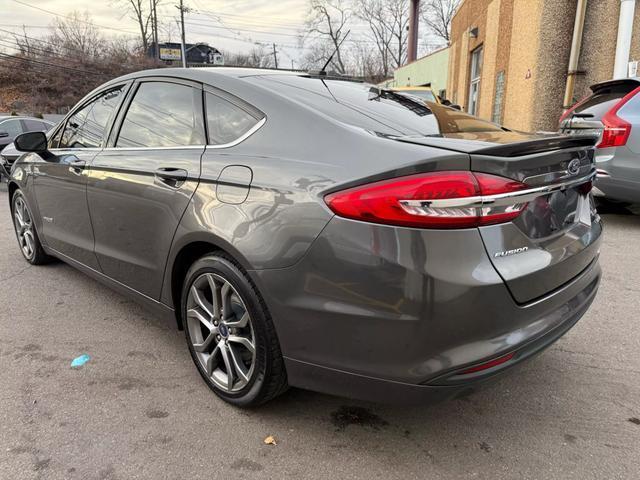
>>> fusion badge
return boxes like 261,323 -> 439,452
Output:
494,247 -> 529,258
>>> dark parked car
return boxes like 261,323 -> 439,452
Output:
560,77 -> 640,204
7,68 -> 601,407
0,116 -> 53,151
0,117 -> 54,179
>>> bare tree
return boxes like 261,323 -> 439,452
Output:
421,0 -> 460,44
0,12 -> 157,115
113,0 -> 162,53
356,0 -> 410,77
304,0 -> 351,74
223,46 -> 273,68
51,11 -> 104,59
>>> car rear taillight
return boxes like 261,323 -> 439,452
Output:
597,86 -> 640,149
324,171 -> 529,229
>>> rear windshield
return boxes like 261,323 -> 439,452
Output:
252,75 -> 502,136
398,89 -> 437,102
574,83 -> 637,119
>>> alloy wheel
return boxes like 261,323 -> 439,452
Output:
186,273 -> 257,393
13,196 -> 35,260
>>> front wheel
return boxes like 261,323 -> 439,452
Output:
11,190 -> 51,265
182,253 -> 288,407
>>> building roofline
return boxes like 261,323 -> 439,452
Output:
396,45 -> 449,69
450,0 -> 467,24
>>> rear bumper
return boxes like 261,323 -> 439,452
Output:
251,217 -> 601,404
283,260 -> 599,404
594,149 -> 640,203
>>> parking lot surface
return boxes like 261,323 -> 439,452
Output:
0,183 -> 638,480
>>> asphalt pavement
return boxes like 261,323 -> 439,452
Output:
0,182 -> 638,480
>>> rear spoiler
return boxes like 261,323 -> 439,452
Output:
590,77 -> 640,93
395,134 -> 598,158
472,135 -> 598,157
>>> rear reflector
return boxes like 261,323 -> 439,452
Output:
459,351 -> 515,375
597,86 -> 640,149
324,171 -> 528,229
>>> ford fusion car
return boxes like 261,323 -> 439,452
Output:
7,68 -> 601,407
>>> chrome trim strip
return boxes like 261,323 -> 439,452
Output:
400,172 -> 595,209
96,117 -> 266,152
100,145 -> 206,152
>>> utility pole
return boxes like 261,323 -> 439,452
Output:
272,43 -> 279,69
152,0 -> 159,61
407,0 -> 420,64
176,0 -> 189,68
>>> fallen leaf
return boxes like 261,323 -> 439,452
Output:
263,435 -> 277,446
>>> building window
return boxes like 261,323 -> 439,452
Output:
492,71 -> 506,124
468,46 -> 483,115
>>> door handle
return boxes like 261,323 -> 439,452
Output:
155,167 -> 188,187
68,160 -> 86,175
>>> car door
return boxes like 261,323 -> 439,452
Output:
34,84 -> 129,269
0,118 -> 24,150
86,78 -> 205,299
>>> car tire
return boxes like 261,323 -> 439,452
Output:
182,253 -> 288,407
11,190 -> 52,265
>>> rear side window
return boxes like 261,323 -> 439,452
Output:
59,86 -> 125,149
116,82 -> 204,148
206,92 -> 260,145
574,83 -> 637,119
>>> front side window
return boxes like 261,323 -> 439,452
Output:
0,119 -> 23,137
116,82 -> 204,148
59,86 -> 125,149
206,92 -> 260,145
24,119 -> 48,132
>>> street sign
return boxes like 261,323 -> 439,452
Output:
160,47 -> 181,61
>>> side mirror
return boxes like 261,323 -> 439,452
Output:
15,131 -> 48,153
0,131 -> 8,138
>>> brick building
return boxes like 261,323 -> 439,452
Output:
447,0 -> 640,132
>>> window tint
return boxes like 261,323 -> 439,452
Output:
0,119 -> 23,136
117,82 -> 204,148
60,86 -> 125,148
206,92 -> 259,145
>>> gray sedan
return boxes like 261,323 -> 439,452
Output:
6,68 -> 602,407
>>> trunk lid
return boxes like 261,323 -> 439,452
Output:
397,131 -> 602,304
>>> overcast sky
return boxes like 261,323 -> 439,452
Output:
1,0 -> 442,66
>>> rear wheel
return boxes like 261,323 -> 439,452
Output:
182,253 -> 288,407
11,190 -> 51,265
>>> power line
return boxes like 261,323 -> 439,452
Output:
9,0 -> 139,35
0,37 -> 90,64
0,52 -> 104,76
